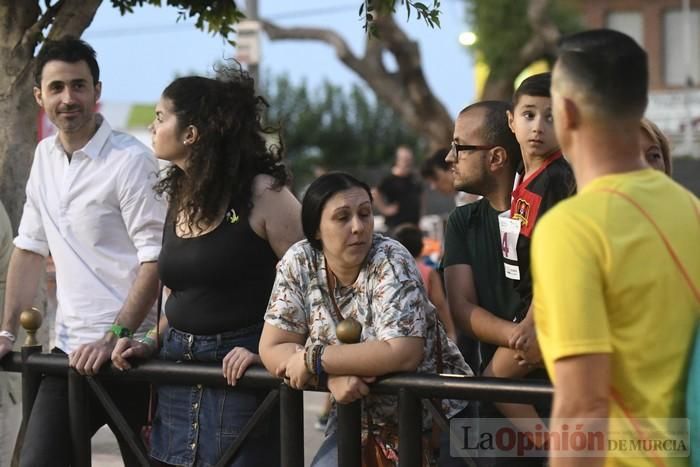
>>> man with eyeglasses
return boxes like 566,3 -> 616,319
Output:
443,102 -> 522,377
441,101 -> 544,466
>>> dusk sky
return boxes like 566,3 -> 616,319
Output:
84,0 -> 477,119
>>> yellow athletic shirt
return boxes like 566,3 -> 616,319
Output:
533,169 -> 700,467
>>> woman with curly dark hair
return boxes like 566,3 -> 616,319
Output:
112,65 -> 303,466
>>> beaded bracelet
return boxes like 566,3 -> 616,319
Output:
314,345 -> 325,377
305,343 -> 326,376
304,345 -> 315,375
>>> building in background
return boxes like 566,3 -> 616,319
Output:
580,0 -> 700,159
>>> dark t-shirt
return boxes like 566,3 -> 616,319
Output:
377,173 -> 422,227
443,198 -> 521,367
159,207 -> 278,335
445,198 -> 551,444
508,153 -> 576,315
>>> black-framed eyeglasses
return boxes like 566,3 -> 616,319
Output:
451,141 -> 496,156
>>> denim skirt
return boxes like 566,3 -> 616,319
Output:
150,324 -> 280,467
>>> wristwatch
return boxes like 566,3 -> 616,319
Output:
0,330 -> 16,343
109,324 -> 133,339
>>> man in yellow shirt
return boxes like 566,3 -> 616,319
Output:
533,29 -> 700,467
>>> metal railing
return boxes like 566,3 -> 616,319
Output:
0,318 -> 553,467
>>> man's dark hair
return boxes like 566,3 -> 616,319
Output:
34,37 -> 100,86
391,223 -> 424,258
512,72 -> 551,107
301,172 -> 373,250
458,101 -> 522,171
556,29 -> 648,119
420,148 -> 450,179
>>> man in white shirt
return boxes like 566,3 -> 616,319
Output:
0,37 -> 166,466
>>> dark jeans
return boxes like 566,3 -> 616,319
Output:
19,349 -> 148,467
471,402 -> 548,467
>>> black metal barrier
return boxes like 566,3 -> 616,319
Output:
0,350 -> 553,467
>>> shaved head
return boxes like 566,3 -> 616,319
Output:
553,29 -> 648,122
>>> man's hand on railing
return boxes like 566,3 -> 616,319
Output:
69,333 -> 118,375
222,347 -> 261,386
111,337 -> 156,371
327,375 -> 375,404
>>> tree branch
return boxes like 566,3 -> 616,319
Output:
373,14 -> 421,73
518,0 -> 559,70
45,0 -> 102,41
20,0 -> 66,52
481,0 -> 561,100
363,34 -> 385,73
261,16 -> 453,149
262,20 -> 364,71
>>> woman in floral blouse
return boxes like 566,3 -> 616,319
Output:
259,172 -> 472,466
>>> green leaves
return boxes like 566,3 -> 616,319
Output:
263,74 -> 422,190
110,0 -> 245,43
109,1 -> 442,41
360,0 -> 442,36
465,0 -> 581,79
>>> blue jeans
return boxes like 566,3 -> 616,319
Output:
150,325 -> 279,467
310,429 -> 339,467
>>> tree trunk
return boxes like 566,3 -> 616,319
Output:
0,0 -> 102,232
0,1 -> 41,233
479,0 -> 560,102
481,75 -> 517,101
262,13 -> 454,152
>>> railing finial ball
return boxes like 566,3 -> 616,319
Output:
20,307 -> 42,347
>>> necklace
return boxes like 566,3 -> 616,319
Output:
325,263 -> 362,344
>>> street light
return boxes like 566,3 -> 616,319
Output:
459,31 -> 477,47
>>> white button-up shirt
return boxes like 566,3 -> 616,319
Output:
15,117 -> 167,353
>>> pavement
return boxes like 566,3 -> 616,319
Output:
92,390 -> 328,467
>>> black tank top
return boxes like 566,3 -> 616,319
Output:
159,205 -> 278,335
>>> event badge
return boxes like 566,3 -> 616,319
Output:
498,212 -> 521,280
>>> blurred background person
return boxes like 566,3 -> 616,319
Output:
0,201 -> 17,465
392,223 -> 457,342
372,145 -> 423,229
421,147 -> 480,207
640,117 -> 672,176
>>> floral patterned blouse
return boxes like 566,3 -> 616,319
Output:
265,233 -> 472,434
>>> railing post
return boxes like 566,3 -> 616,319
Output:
279,384 -> 304,467
337,400 -> 361,467
19,307 -> 43,423
68,369 -> 91,467
398,388 -> 422,467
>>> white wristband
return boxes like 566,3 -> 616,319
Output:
0,330 -> 16,344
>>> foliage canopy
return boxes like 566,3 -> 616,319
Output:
263,74 -> 421,191
466,0 -> 581,79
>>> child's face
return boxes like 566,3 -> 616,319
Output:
508,95 -> 559,159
